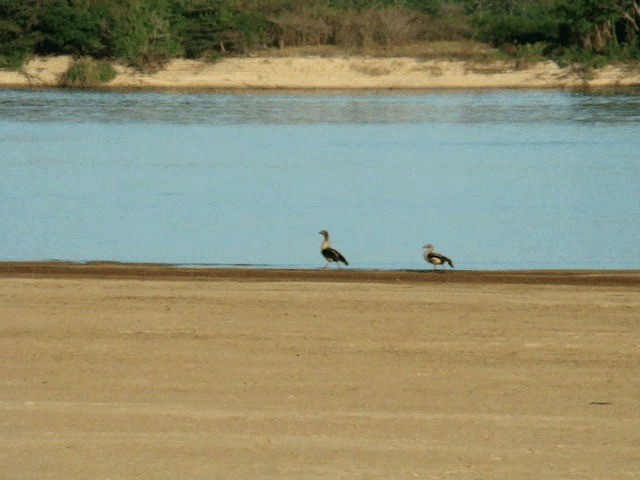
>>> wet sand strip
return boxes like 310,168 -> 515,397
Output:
0,261 -> 638,287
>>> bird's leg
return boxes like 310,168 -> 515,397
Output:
323,262 -> 328,270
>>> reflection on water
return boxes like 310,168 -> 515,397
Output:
1,88 -> 639,269
2,88 -> 640,125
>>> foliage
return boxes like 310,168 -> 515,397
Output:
174,0 -> 275,57
108,0 -> 182,69
62,56 -> 116,86
37,0 -> 110,56
466,0 -> 639,65
0,0 -> 638,70
0,0 -> 41,68
554,0 -> 640,53
512,41 -> 548,69
324,0 -> 442,14
473,3 -> 561,46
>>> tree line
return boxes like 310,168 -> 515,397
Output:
1,0 -> 639,70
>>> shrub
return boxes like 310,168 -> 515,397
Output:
62,57 -> 116,86
474,5 -> 560,46
554,43 -> 640,68
270,11 -> 332,48
513,42 -> 548,69
330,7 -> 440,49
0,50 -> 31,70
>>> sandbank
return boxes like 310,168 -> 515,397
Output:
1,262 -> 639,478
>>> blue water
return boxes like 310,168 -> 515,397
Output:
1,89 -> 639,270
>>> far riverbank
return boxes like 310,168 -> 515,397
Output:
2,55 -> 640,90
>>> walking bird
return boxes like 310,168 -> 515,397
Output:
423,244 -> 454,271
319,230 -> 349,269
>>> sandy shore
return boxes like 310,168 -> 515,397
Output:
2,55 -> 640,90
2,263 -> 639,478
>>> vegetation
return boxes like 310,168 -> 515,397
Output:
62,56 -> 116,86
0,0 -> 639,70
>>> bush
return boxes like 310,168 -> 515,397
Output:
513,42 -> 548,69
325,0 -> 440,14
62,57 -> 116,86
554,43 -> 640,68
327,7 -> 444,49
270,11 -> 332,48
474,5 -> 560,46
0,50 -> 31,70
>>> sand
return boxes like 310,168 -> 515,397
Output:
2,55 -> 640,90
1,263 -> 639,479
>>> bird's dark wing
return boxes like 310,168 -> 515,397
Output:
322,248 -> 348,265
429,253 -> 454,267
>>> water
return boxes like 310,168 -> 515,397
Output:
1,88 -> 639,270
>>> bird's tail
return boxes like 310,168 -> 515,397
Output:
446,257 -> 454,268
339,254 -> 349,266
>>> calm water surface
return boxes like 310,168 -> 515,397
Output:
1,89 -> 639,270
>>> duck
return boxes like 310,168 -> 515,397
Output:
319,230 -> 349,269
423,244 -> 454,271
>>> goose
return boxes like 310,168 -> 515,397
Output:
319,230 -> 348,269
423,244 -> 454,271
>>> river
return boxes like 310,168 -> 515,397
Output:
1,88 -> 638,269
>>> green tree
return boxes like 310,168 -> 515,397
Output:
0,0 -> 42,68
37,0 -> 110,56
109,0 -> 182,68
174,0 -> 274,57
555,0 -> 640,53
468,1 -> 560,46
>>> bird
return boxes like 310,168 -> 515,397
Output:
319,230 -> 349,269
423,244 -> 454,271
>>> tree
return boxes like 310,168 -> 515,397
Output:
108,0 -> 182,68
37,0 -> 110,56
0,0 -> 42,67
468,1 -> 560,46
556,0 -> 640,52
174,0 -> 274,57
